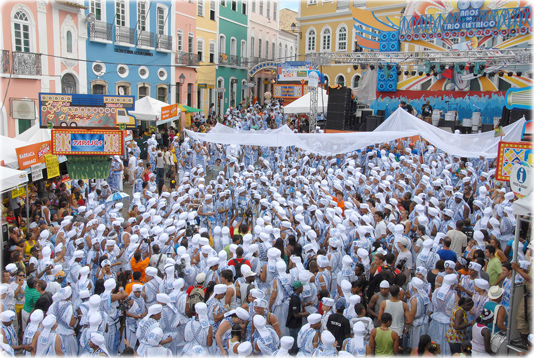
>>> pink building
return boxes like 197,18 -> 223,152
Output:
0,0 -> 87,138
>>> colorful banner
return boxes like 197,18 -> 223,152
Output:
495,141 -> 533,181
161,104 -> 179,121
45,154 -> 60,179
273,85 -> 304,98
15,141 -> 51,170
39,93 -> 136,128
51,129 -> 124,155
11,186 -> 26,199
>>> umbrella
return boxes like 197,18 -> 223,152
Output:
106,192 -> 130,202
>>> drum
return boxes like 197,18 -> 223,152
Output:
472,112 -> 481,126
463,117 -> 472,127
432,110 -> 440,126
445,111 -> 456,121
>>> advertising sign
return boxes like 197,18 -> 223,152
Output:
15,141 -> 51,170
510,162 -> 533,197
39,93 -> 136,128
273,85 -> 304,98
161,104 -> 179,121
31,164 -> 43,181
11,186 -> 26,199
495,141 -> 533,181
45,154 -> 60,179
51,129 -> 124,156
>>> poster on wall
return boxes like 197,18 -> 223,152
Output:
15,141 -> 51,170
51,129 -> 124,156
495,141 -> 533,181
39,93 -> 137,128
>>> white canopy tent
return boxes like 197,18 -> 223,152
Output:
14,123 -> 51,143
0,166 -> 28,193
282,88 -> 329,114
0,136 -> 33,169
129,96 -> 171,122
513,194 -> 533,216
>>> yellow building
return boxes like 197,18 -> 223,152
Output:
196,0 -> 218,114
297,0 -> 407,89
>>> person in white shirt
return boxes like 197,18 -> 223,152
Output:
374,211 -> 387,242
128,152 -> 137,187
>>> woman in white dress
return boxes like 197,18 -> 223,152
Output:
182,302 -> 213,355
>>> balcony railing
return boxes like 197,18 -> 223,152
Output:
156,34 -> 172,51
115,26 -> 135,45
337,0 -> 349,10
176,51 -> 199,66
219,53 -> 229,65
12,52 -> 41,76
1,50 -> 10,74
89,21 -> 112,42
137,31 -> 154,48
240,57 -> 248,68
248,57 -> 267,66
229,55 -> 240,66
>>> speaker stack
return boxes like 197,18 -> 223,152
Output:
326,86 -> 354,131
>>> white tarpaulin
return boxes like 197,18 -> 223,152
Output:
129,96 -> 169,121
0,135 -> 33,169
14,123 -> 51,143
283,88 -> 329,114
0,166 -> 28,193
185,108 -> 524,157
353,68 -> 378,105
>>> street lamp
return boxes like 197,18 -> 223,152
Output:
291,23 -> 297,32
176,73 -> 186,103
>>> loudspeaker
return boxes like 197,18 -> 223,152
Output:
361,109 -> 374,122
326,86 -> 354,131
500,107 -> 531,126
376,109 -> 386,117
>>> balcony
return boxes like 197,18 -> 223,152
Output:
156,34 -> 172,51
89,21 -> 112,42
248,57 -> 267,66
115,26 -> 135,46
137,31 -> 154,48
240,57 -> 249,68
176,51 -> 199,66
337,0 -> 349,10
12,52 -> 41,76
219,53 -> 229,65
229,55 -> 240,66
1,50 -> 10,74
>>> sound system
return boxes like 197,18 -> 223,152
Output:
365,115 -> 384,131
376,109 -> 386,117
326,86 -> 354,131
500,107 -> 531,126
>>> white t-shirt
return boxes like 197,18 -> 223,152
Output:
446,229 -> 468,257
128,156 -> 137,172
375,220 -> 387,239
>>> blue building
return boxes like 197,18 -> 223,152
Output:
84,0 -> 173,105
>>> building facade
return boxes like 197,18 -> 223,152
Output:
0,0 -> 87,137
195,0 -> 217,114
175,0 -> 198,109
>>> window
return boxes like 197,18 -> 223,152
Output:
278,43 -> 282,60
209,41 -> 215,62
116,82 -> 130,95
157,86 -> 168,102
66,31 -> 73,53
336,74 -> 345,86
273,3 -> 277,20
116,0 -> 126,26
187,83 -> 192,106
177,30 -> 183,51
306,28 -> 316,53
252,0 -> 256,12
197,86 -> 202,109
241,40 -> 247,58
285,44 -> 288,60
117,64 -> 129,78
272,42 -> 275,60
138,65 -> 149,79
258,39 -> 262,58
197,39 -> 204,62
265,40 -> 269,59
90,0 -> 102,21
210,1 -> 216,20
352,74 -> 360,87
219,35 -> 226,55
221,0 -> 226,7
242,1 -> 247,14
290,46 -> 293,60
158,68 -> 167,80
61,74 -> 77,94
13,10 -> 30,52
157,6 -> 167,35
188,33 -> 194,53
308,0 -> 317,4
230,38 -> 237,56
321,27 -> 331,51
137,0 -> 147,32
138,83 -> 150,99
266,0 -> 270,18
259,0 -> 263,15
93,84 -> 105,94
91,80 -> 108,94
250,37 -> 255,57
92,61 -> 106,76
337,26 -> 347,51
231,0 -> 237,11
198,0 -> 204,17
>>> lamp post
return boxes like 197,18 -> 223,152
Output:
176,73 -> 186,104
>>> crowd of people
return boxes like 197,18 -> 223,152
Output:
1,100 -> 532,357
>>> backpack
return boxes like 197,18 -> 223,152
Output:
232,259 -> 244,281
189,287 -> 205,310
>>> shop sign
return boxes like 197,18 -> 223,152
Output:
11,186 -> 26,199
161,104 -> 179,121
273,85 -> 304,98
39,93 -> 136,128
15,141 -> 51,170
31,164 -> 43,181
51,129 -> 124,156
45,154 -> 60,179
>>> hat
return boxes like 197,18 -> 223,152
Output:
237,341 -> 253,356
322,298 -> 335,307
308,313 -> 322,325
292,280 -> 303,289
196,273 -> 206,283
488,285 -> 504,300
380,280 -> 390,289
474,278 -> 489,291
321,330 -> 336,346
145,267 -> 158,277
0,311 -> 15,323
335,297 -> 346,310
479,308 -> 494,321
214,284 -> 228,295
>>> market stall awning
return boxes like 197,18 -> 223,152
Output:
0,166 -> 28,193
129,96 -> 171,121
14,123 -> 51,143
178,104 -> 202,113
283,88 -> 329,114
0,135 -> 34,169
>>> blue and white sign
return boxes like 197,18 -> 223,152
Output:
510,162 -> 533,197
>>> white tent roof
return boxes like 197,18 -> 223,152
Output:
129,96 -> 170,121
513,194 -> 533,216
283,88 -> 329,114
14,123 -> 51,143
0,136 -> 32,169
0,166 -> 28,192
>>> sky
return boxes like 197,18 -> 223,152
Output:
280,0 -> 299,11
